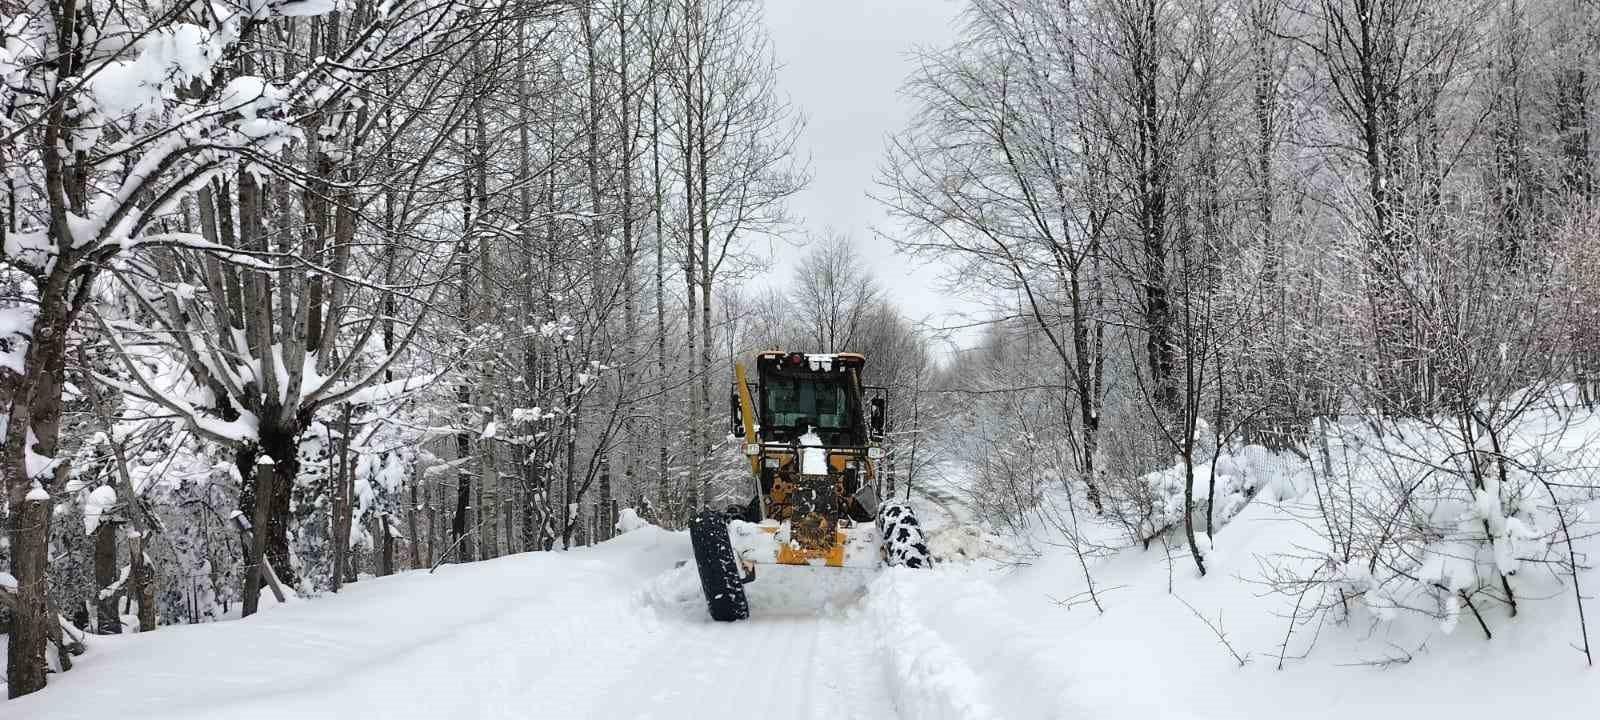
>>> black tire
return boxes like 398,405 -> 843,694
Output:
689,510 -> 750,621
877,500 -> 932,568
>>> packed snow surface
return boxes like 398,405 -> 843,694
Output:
10,527 -> 939,720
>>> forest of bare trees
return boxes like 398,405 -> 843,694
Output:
884,0 -> 1598,640
3,0 -> 1599,703
0,0 -> 842,698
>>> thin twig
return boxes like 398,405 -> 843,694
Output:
1175,594 -> 1250,667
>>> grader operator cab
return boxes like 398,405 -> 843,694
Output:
687,351 -> 930,622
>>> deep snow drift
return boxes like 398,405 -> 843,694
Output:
998,492 -> 1600,720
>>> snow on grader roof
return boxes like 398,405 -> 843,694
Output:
686,349 -> 922,622
754,350 -> 866,372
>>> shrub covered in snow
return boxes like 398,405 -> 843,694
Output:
1260,408 -> 1598,643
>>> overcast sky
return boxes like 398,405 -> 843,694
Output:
758,0 -> 978,356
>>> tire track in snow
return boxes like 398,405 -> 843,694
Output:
588,610 -> 898,720
864,570 -> 1000,720
863,568 -> 1079,720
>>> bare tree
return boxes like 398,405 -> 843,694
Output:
787,234 -> 883,352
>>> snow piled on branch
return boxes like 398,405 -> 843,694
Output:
274,0 -> 340,16
335,372 -> 441,407
83,485 -> 119,534
0,305 -> 33,374
1128,439 -> 1307,541
94,342 -> 264,446
89,25 -> 223,119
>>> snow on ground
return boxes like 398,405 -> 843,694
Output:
997,490 -> 1600,720
11,528 -> 687,720
12,514 -> 1075,720
983,402 -> 1600,720
11,438 -> 1598,719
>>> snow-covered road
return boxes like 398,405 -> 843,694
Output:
19,481 -> 1599,720
592,609 -> 897,720
10,519 -> 1058,720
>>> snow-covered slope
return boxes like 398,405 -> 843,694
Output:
997,492 -> 1600,720
11,527 -> 684,720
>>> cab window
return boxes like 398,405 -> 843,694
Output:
764,377 -> 852,434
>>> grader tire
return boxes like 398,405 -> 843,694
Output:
877,500 -> 932,569
689,510 -> 750,622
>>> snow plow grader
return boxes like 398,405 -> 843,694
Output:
688,350 -> 930,622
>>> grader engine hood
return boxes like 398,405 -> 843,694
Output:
737,442 -> 883,568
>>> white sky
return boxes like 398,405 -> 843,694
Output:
758,0 -> 980,357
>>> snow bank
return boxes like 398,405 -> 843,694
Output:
1130,441 -> 1311,541
863,568 -> 1079,720
637,558 -> 705,617
9,529 -> 687,720
989,410 -> 1600,720
614,507 -> 650,533
926,524 -> 1013,563
863,570 -> 1001,720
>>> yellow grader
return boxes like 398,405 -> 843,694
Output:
688,351 -> 929,621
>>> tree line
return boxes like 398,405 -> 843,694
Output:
5,0 -> 1599,699
881,0 -> 1597,653
0,0 -> 869,698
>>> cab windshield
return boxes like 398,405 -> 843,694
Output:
761,374 -> 859,443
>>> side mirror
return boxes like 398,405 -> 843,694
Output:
730,390 -> 744,436
869,397 -> 886,436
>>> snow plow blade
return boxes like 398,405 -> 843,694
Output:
731,520 -> 882,569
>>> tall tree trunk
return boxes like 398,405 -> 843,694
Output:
1127,0 -> 1177,421
7,30 -> 92,698
697,67 -> 715,516
541,107 -> 562,550
473,98 -> 498,560
514,11 -> 543,553
128,530 -> 157,629
453,120 -> 476,563
681,63 -> 702,512
618,1 -> 643,510
576,1 -> 604,547
332,405 -> 354,590
93,520 -> 122,634
650,0 -> 672,525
